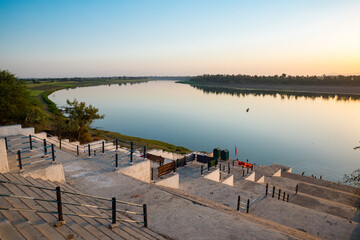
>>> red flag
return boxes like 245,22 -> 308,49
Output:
235,145 -> 237,159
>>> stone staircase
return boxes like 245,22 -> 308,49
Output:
0,172 -> 167,240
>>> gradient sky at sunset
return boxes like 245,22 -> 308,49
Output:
0,0 -> 359,78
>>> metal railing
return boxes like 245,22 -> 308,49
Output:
0,179 -> 148,228
16,143 -> 56,171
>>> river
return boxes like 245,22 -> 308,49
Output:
49,80 -> 360,182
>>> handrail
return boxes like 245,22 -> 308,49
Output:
0,193 -> 57,203
0,180 -> 148,227
0,180 -> 55,191
61,190 -> 143,207
0,207 -> 58,215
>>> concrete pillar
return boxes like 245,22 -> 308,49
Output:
0,139 -> 9,173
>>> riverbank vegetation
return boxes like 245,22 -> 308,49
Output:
1,70 -> 191,153
188,74 -> 360,86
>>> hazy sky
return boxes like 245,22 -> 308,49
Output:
0,0 -> 359,78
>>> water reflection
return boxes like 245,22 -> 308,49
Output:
191,85 -> 360,102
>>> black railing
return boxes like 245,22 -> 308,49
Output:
236,195 -> 250,213
16,143 -> 56,171
0,179 -> 148,228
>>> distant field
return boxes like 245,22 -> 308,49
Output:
24,78 -> 149,108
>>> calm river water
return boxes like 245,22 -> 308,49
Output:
49,80 -> 360,182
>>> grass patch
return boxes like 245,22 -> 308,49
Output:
90,128 -> 191,154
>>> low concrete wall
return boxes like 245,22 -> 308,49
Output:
0,124 -> 35,137
0,139 -> 9,173
21,164 -> 66,183
245,172 -> 255,182
155,173 -> 179,189
257,175 -> 265,183
273,169 -> 282,177
147,149 -> 184,161
222,175 -> 233,186
119,160 -> 151,183
34,132 -> 47,140
21,127 -> 35,136
204,169 -> 220,182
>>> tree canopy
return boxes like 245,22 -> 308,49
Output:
65,99 -> 104,142
0,70 -> 45,125
189,74 -> 360,86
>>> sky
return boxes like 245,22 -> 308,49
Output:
0,0 -> 359,78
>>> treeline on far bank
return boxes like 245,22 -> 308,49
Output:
189,74 -> 360,86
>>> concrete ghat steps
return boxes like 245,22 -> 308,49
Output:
282,171 -> 360,195
35,179 -> 160,240
251,197 -> 360,240
154,185 -> 321,240
10,175 -> 139,240
0,175 -> 72,239
266,176 -> 359,209
0,173 -> 164,240
21,172 -> 164,240
10,172 -> 160,240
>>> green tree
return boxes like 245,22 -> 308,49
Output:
0,70 -> 45,125
65,99 -> 104,142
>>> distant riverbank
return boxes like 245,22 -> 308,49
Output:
182,82 -> 360,98
181,74 -> 360,98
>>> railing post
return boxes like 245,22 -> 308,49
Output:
102,141 -> 105,153
143,204 -> 148,228
278,189 -> 281,200
232,160 -> 235,167
265,183 -> 268,196
272,186 -> 275,198
283,192 -> 286,201
77,145 -> 79,156
17,150 -> 23,171
242,169 -> 245,177
143,146 -> 146,159
174,160 -> 177,173
51,144 -> 55,162
115,154 -> 118,168
130,142 -> 133,163
5,137 -> 8,150
246,199 -> 250,213
287,194 -> 289,202
109,197 -> 117,229
207,162 -> 210,172
151,168 -> 154,181
43,139 -> 47,155
295,184 -> 299,194
59,138 -> 62,150
54,186 -> 65,227
201,165 -> 203,175
29,135 -> 32,150
88,144 -> 91,157
237,196 -> 241,211
247,167 -> 249,174
228,164 -> 230,174
116,138 -> 118,150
